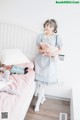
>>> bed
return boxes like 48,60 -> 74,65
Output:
0,21 -> 38,120
0,63 -> 35,120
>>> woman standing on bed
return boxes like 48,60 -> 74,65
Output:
34,19 -> 63,112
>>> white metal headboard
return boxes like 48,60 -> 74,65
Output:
0,21 -> 38,59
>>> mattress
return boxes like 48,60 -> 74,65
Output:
0,62 -> 35,120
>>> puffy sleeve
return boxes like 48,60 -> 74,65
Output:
36,34 -> 42,47
56,35 -> 63,49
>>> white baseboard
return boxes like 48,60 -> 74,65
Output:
45,94 -> 70,101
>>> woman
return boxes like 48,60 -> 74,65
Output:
34,19 -> 63,111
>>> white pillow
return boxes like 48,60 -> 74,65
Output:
0,49 -> 30,65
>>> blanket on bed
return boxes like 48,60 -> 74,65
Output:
0,62 -> 34,95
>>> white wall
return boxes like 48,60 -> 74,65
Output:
71,84 -> 80,120
0,0 -> 80,98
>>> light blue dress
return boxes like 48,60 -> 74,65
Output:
35,34 -> 63,85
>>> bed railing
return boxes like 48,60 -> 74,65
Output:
0,21 -> 38,59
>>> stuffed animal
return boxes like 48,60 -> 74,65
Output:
0,70 -> 19,95
0,70 -> 13,89
40,42 -> 57,56
10,66 -> 28,74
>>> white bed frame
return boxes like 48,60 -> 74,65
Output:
0,21 -> 38,60
0,20 -> 38,120
20,82 -> 36,120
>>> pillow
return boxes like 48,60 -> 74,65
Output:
0,49 -> 30,65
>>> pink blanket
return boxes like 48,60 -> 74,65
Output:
0,62 -> 35,120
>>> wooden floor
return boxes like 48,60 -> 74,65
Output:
24,96 -> 70,120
